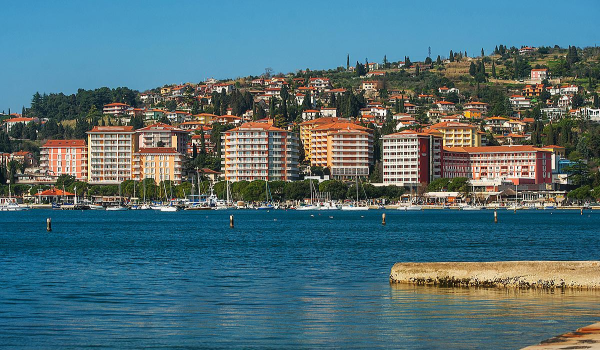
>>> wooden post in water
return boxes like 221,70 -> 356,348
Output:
230,215 -> 234,228
581,207 -> 584,215
494,210 -> 498,223
382,213 -> 386,226
46,218 -> 52,232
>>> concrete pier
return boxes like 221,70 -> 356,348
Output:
522,322 -> 600,349
390,261 -> 600,289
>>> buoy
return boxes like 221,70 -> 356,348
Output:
382,213 -> 386,226
46,218 -> 52,232
229,215 -> 234,228
494,210 -> 498,223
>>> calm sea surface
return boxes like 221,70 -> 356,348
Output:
1,209 -> 599,349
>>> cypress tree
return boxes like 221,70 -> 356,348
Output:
436,55 -> 442,65
346,54 -> 350,70
449,50 -> 454,62
481,48 -> 484,57
469,62 -> 477,76
492,61 -> 496,78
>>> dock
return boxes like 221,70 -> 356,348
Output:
390,261 -> 600,288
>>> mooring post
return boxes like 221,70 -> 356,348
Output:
382,213 -> 386,226
494,210 -> 498,223
46,218 -> 52,232
581,207 -> 583,215
230,215 -> 234,228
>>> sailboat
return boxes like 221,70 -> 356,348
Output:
341,175 -> 369,211
214,180 -> 232,210
106,182 -> 128,211
296,180 -> 319,210
257,181 -> 274,210
159,181 -> 179,211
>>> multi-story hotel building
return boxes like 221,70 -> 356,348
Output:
426,121 -> 481,147
87,126 -> 137,184
132,148 -> 183,184
221,122 -> 299,182
382,130 -> 443,187
299,117 -> 348,161
102,103 -> 131,116
310,121 -> 373,178
136,122 -> 188,154
442,145 -> 552,185
40,140 -> 88,181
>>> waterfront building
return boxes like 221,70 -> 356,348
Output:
136,122 -> 188,153
40,140 -> 88,181
426,121 -> 481,147
382,130 -> 443,187
87,126 -> 137,184
132,147 -> 183,184
221,122 -> 299,182
309,121 -> 373,179
442,145 -> 552,185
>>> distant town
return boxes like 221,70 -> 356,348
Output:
1,44 -> 600,208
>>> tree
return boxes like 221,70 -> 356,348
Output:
449,50 -> 454,62
491,61 -> 497,78
436,55 -> 442,65
301,92 -> 312,111
469,62 -> 477,76
481,48 -> 485,57
346,54 -> 350,70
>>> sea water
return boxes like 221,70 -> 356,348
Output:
1,209 -> 599,349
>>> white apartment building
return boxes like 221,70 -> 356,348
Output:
221,122 -> 299,182
87,126 -> 137,184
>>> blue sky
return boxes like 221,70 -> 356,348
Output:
1,0 -> 599,113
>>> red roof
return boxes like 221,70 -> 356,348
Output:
36,189 -> 75,196
103,103 -> 130,107
4,117 -> 36,123
228,122 -> 286,132
136,147 -> 180,155
42,140 -> 86,148
88,126 -> 134,133
444,145 -> 544,153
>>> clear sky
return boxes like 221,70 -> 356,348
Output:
1,0 -> 599,113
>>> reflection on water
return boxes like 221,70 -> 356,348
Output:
1,209 -> 599,349
388,284 -> 600,348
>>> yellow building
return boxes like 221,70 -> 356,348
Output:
299,117 -> 348,161
193,113 -> 218,125
132,148 -> 184,184
426,121 -> 481,147
464,108 -> 483,119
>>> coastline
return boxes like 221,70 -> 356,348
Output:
390,261 -> 600,289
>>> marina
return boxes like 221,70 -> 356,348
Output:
1,209 -> 600,349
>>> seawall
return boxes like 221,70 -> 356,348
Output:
390,261 -> 600,288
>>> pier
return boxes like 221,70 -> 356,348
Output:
390,261 -> 600,288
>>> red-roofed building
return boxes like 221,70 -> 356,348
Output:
221,122 -> 299,182
136,122 -> 188,154
103,103 -> 131,116
34,188 -> 76,204
443,145 -> 552,184
382,130 -> 443,186
3,117 -> 39,132
40,140 -> 88,181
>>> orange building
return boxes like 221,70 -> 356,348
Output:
40,140 -> 88,181
299,117 -> 349,160
221,122 -> 299,182
309,121 -> 373,178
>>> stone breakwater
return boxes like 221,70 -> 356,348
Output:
390,261 -> 600,289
